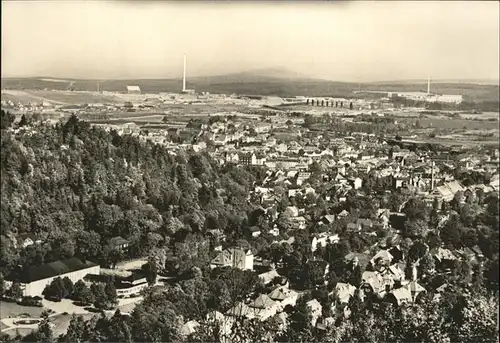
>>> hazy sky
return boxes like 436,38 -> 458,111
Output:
2,1 -> 499,82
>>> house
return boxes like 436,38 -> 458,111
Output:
346,222 -> 361,232
386,264 -> 406,281
225,302 -> 254,319
361,271 -> 394,298
337,210 -> 349,218
290,216 -> 307,230
429,180 -> 465,202
225,152 -> 239,163
284,206 -> 299,218
248,294 -> 279,321
357,218 -> 373,229
249,226 -> 262,237
238,152 -> 253,165
349,177 -> 363,190
18,234 -> 43,249
288,189 -> 301,198
269,225 -> 280,237
6,258 -> 100,297
404,280 -> 426,302
431,247 -> 457,270
344,252 -> 371,270
334,173 -> 348,184
112,271 -> 149,298
377,209 -> 391,229
319,214 -> 336,225
109,236 -> 129,251
334,282 -> 357,304
370,250 -> 394,267
210,248 -> 254,270
268,286 -> 299,308
306,299 -> 323,326
390,286 -> 413,306
258,269 -> 282,286
311,233 -> 339,252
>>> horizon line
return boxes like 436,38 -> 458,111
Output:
1,75 -> 499,85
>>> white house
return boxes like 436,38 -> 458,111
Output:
311,233 -> 339,252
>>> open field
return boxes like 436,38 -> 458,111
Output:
407,117 -> 498,130
3,76 -> 499,101
0,301 -> 46,319
1,89 -> 124,105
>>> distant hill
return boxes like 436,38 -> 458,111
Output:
370,79 -> 499,86
2,72 -> 499,102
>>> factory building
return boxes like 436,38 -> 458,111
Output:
126,85 -> 141,94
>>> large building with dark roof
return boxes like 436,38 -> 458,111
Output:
7,258 -> 100,297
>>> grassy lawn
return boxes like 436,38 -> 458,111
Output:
2,327 -> 34,338
0,301 -> 45,319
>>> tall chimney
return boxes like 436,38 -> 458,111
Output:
183,54 -> 187,92
427,76 -> 431,95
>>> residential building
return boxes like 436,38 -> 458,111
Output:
210,248 -> 254,270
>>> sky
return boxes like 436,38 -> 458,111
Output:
2,1 -> 499,82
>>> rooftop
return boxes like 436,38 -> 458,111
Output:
8,257 -> 99,284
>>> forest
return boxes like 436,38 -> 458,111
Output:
0,110 -> 259,277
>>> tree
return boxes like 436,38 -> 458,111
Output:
405,219 -> 429,238
453,294 -> 499,343
91,283 -> 109,310
26,311 -> 55,343
18,114 -> 30,128
72,280 -> 94,305
142,260 -> 158,286
418,253 -> 435,277
43,277 -> 66,300
279,297 -> 314,342
105,281 -> 118,307
1,110 -> 15,130
108,247 -> 124,269
9,282 -> 23,300
62,277 -> 74,298
408,241 -> 428,263
106,309 -> 133,343
61,314 -> 87,342
440,214 -> 463,249
0,273 -> 5,297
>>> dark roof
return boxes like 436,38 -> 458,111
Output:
8,258 -> 99,284
110,236 -> 129,247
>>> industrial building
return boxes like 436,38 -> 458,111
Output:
126,85 -> 141,94
6,258 -> 100,297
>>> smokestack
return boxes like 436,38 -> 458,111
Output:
183,54 -> 187,92
427,76 -> 431,95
